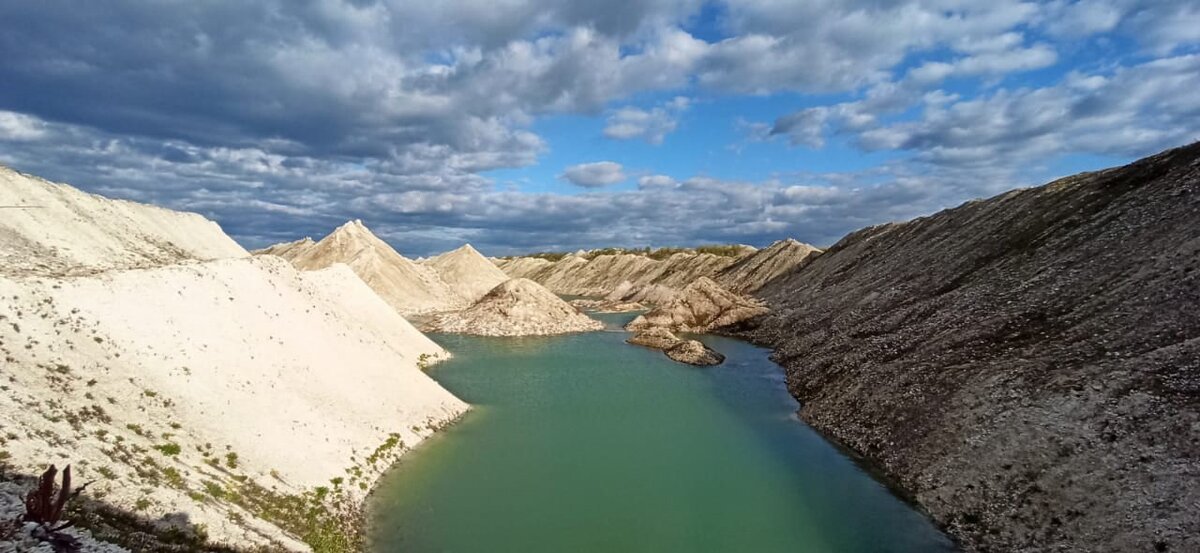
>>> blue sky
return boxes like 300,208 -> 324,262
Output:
1,1 -> 1197,255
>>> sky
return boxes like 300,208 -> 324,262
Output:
1,1 -> 1198,256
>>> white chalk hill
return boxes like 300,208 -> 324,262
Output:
0,165 -> 466,550
422,244 -> 509,303
0,165 -> 246,276
265,220 -> 469,315
424,278 -> 604,336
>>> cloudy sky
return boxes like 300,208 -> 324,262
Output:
1,1 -> 1198,256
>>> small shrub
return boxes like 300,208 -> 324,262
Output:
154,443 -> 181,456
162,467 -> 185,488
202,480 -> 225,498
224,452 -> 239,469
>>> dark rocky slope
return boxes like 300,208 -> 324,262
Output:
732,144 -> 1200,552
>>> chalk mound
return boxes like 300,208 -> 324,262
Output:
424,278 -> 603,336
422,244 -> 510,303
626,277 -> 768,333
0,164 -> 246,276
264,219 -> 468,315
0,167 -> 468,549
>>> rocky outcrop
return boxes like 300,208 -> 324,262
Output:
421,244 -> 510,303
260,219 -> 469,315
626,327 -> 725,366
734,143 -> 1200,552
714,238 -> 821,294
626,277 -> 768,333
665,340 -> 724,366
626,326 -> 683,349
422,278 -> 603,336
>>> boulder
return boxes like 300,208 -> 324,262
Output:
665,340 -> 725,366
626,327 -> 724,366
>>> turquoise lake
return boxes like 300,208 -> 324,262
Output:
367,312 -> 956,552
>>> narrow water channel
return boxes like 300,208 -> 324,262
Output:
367,312 -> 955,552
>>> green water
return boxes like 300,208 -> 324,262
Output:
367,313 -> 955,552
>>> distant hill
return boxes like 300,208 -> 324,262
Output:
257,219 -> 469,315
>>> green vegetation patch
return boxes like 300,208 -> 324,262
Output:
154,443 -> 182,456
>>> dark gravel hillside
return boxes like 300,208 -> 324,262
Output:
735,143 -> 1200,552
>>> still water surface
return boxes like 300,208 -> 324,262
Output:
368,312 -> 955,552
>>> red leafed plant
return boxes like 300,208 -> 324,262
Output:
23,464 -> 90,531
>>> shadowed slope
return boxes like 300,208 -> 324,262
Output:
737,143 -> 1200,552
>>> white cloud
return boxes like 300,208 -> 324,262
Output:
1,0 -> 1198,256
700,0 -> 1043,93
0,111 -> 48,141
560,161 -> 627,187
1040,0 -> 1123,38
638,174 -> 678,189
863,54 -> 1200,167
603,96 -> 691,144
770,35 -> 1060,148
908,43 -> 1058,84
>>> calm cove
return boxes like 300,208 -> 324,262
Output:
367,312 -> 956,552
